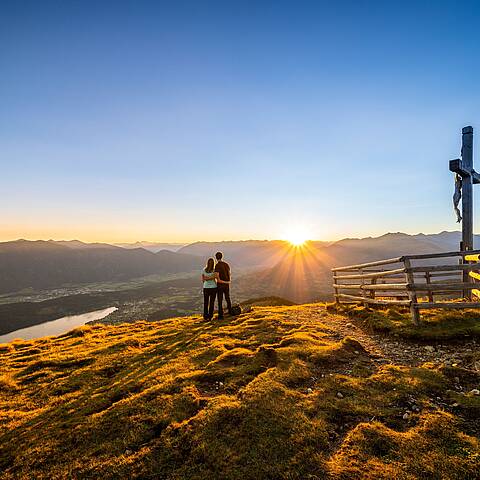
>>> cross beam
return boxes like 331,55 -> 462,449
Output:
449,159 -> 480,183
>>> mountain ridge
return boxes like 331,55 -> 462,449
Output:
0,231 -> 477,296
0,240 -> 201,294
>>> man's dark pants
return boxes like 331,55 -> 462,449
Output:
217,284 -> 232,318
203,288 -> 217,319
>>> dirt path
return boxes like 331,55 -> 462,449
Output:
301,305 -> 479,370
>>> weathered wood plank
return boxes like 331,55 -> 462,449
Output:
336,293 -> 410,306
408,264 -> 480,273
428,271 -> 462,278
410,282 -> 480,291
415,301 -> 480,309
403,248 -> 480,261
333,283 -> 408,291
334,268 -> 406,280
331,257 -> 403,272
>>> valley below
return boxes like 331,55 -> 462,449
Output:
0,231 -> 477,340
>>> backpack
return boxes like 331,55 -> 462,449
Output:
231,304 -> 242,316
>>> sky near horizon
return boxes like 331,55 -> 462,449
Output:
2,0 -> 480,243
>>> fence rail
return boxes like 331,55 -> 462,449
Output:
332,250 -> 480,325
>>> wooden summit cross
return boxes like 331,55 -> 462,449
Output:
449,126 -> 480,294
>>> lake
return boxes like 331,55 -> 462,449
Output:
0,307 -> 118,343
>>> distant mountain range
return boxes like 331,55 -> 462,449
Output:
0,240 -> 200,294
178,240 -> 296,268
0,231 -> 476,296
114,241 -> 186,252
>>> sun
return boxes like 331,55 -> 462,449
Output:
283,227 -> 310,247
288,235 -> 307,246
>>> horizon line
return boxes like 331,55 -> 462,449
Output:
0,229 -> 468,246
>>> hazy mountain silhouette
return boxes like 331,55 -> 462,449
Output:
0,240 -> 200,294
0,231 -> 474,296
114,241 -> 186,252
178,240 -> 330,268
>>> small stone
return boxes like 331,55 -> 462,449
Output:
454,377 -> 460,383
346,323 -> 353,327
452,403 -> 460,407
424,346 -> 435,352
307,388 -> 313,394
452,363 -> 458,367
219,382 -> 224,387
125,449 -> 132,455
337,392 -> 344,399
402,412 -> 410,420
469,389 -> 480,396
354,350 -> 360,355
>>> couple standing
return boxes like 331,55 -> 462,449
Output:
201,251 -> 232,320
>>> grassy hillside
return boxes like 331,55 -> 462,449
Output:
1,305 -> 479,479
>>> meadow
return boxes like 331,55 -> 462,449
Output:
1,304 -> 479,479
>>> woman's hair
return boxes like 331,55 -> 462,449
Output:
205,257 -> 215,273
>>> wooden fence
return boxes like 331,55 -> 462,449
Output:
332,250 -> 480,325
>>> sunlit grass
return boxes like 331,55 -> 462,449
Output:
0,304 -> 478,479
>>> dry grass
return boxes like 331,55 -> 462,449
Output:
0,304 -> 479,479
333,303 -> 480,340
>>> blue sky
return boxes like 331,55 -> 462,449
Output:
1,0 -> 480,242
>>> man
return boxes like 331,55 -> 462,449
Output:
214,251 -> 232,319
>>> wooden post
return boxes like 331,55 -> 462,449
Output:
370,277 -> 377,300
425,272 -> 434,303
449,126 -> 478,300
333,270 -> 339,303
462,126 -> 474,253
403,257 -> 420,325
462,127 -> 474,299
360,268 -> 368,307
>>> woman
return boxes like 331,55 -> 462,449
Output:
201,257 -> 218,320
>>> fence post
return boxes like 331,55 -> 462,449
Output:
370,277 -> 377,300
360,268 -> 368,307
333,270 -> 339,304
425,272 -> 434,303
403,257 -> 420,325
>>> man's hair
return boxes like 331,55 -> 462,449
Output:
215,251 -> 223,260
